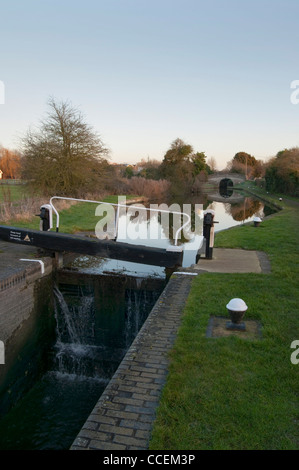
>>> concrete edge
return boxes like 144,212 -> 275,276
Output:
0,256 -> 53,292
70,273 -> 195,451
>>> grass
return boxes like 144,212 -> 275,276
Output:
149,187 -> 299,450
0,183 -> 29,202
1,194 -> 140,233
51,194 -> 140,233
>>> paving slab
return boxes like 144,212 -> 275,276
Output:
0,240 -> 40,280
193,248 -> 271,273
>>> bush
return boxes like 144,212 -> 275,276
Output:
126,177 -> 170,199
265,148 -> 299,196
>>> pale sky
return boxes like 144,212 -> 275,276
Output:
0,0 -> 299,170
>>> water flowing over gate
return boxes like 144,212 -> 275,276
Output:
0,270 -> 165,450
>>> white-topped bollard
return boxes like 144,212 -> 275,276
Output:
226,298 -> 248,331
253,216 -> 262,227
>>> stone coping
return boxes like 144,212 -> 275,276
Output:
71,273 -> 195,450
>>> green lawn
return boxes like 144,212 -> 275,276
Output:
149,190 -> 299,450
50,194 -> 139,233
1,194 -> 139,233
0,183 -> 29,202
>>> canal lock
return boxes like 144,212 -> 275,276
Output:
0,264 -> 166,450
0,190 -> 277,449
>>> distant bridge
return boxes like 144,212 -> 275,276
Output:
208,173 -> 246,186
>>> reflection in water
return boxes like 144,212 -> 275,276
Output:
206,192 -> 276,232
68,191 -> 277,277
219,179 -> 234,198
228,198 -> 262,222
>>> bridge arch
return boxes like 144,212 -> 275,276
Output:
207,172 -> 246,187
219,177 -> 233,189
219,178 -> 234,198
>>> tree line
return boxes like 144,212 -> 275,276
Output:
264,148 -> 299,196
0,98 -> 298,198
226,148 -> 299,196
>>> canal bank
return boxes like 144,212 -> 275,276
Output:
71,246 -> 270,450
70,272 -> 195,450
0,223 -> 272,449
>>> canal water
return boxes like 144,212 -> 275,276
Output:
77,189 -> 277,278
0,190 -> 277,450
0,272 -> 165,450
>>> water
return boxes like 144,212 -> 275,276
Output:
0,276 -> 164,450
0,284 -> 108,450
68,190 -> 277,277
206,197 -> 276,232
52,285 -> 105,378
0,372 -> 107,450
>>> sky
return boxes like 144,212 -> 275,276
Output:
0,0 -> 299,170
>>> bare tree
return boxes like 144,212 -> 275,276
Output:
21,97 -> 110,196
207,156 -> 217,172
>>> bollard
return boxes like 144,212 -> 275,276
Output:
203,210 -> 216,259
226,298 -> 248,331
36,204 -> 53,231
253,216 -> 262,227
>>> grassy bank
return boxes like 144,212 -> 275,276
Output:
149,190 -> 299,450
0,194 -> 139,233
0,183 -> 28,202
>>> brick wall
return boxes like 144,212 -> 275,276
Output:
0,259 -> 53,342
0,259 -> 54,417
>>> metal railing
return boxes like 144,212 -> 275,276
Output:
49,196 -> 191,249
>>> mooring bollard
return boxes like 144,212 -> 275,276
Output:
36,204 -> 53,231
203,210 -> 217,259
226,298 -> 248,331
253,216 -> 262,227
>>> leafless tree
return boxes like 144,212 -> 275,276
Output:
21,97 -> 110,196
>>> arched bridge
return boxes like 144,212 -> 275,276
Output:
208,172 -> 246,186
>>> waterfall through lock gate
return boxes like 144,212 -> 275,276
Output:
52,278 -> 161,380
53,285 -> 102,378
0,272 -> 165,450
